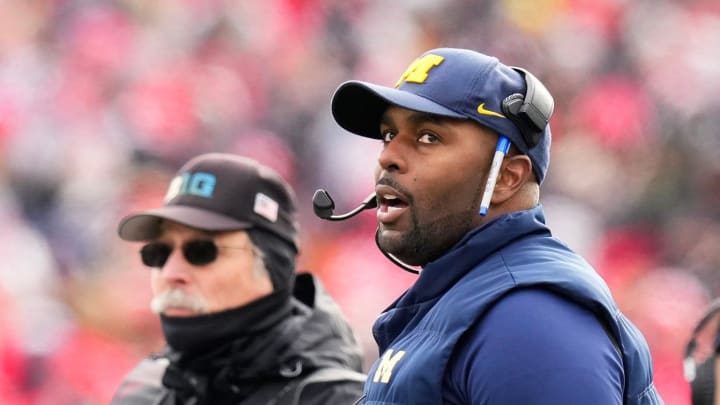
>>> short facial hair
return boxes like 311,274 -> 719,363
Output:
377,176 -> 484,266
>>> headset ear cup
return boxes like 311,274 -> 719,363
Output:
502,93 -> 524,117
691,355 -> 717,405
501,93 -> 543,148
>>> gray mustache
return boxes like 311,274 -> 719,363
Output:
150,289 -> 208,315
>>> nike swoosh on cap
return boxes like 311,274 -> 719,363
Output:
476,103 -> 506,118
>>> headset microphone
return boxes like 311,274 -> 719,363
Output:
312,189 -> 377,220
312,189 -> 420,274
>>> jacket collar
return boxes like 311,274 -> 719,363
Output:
397,205 -> 550,305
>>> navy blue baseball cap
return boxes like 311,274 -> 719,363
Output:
331,48 -> 553,184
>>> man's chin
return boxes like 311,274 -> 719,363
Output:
378,232 -> 424,267
378,227 -> 404,250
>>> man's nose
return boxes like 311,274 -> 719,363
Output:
377,137 -> 408,173
159,250 -> 192,285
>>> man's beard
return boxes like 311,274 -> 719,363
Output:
379,208 -> 475,267
151,289 -> 209,315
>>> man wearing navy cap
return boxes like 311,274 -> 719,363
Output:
111,154 -> 365,405
329,48 -> 663,404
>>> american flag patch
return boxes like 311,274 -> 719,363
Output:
254,193 -> 279,222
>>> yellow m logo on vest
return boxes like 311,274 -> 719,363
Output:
372,349 -> 406,384
395,54 -> 444,87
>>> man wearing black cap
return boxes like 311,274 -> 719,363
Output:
111,153 -> 365,405
327,48 -> 663,404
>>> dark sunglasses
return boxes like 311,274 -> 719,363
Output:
140,239 -> 248,268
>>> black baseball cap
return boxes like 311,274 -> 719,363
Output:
118,153 -> 299,250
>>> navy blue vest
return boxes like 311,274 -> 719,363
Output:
364,207 -> 662,404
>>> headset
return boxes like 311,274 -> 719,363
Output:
312,189 -> 419,274
685,299 -> 720,405
503,67 -> 554,149
479,67 -> 554,216
313,67 -> 554,270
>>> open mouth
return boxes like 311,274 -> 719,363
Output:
376,185 -> 409,223
379,194 -> 409,211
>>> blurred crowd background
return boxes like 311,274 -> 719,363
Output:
0,0 -> 719,404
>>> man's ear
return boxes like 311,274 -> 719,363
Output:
491,155 -> 533,204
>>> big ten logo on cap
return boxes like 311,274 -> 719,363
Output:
164,172 -> 216,202
395,54 -> 444,87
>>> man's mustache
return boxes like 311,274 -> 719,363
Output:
150,289 -> 208,315
376,177 -> 413,203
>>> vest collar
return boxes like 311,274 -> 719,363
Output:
399,205 -> 549,305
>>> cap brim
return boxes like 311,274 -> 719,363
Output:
331,81 -> 465,138
117,205 -> 253,241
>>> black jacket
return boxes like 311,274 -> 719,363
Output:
111,273 -> 366,405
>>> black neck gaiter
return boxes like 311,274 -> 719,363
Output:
159,289 -> 292,355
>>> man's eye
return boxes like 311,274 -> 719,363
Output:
381,130 -> 396,142
418,133 -> 439,144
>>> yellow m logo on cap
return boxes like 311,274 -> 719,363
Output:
395,54 -> 444,87
372,349 -> 406,384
